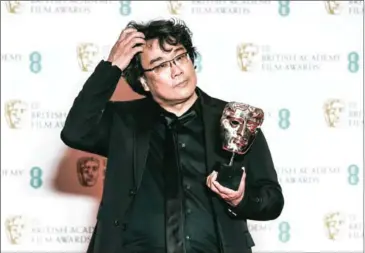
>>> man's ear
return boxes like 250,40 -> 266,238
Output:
139,77 -> 150,92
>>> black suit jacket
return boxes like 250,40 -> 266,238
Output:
60,61 -> 284,253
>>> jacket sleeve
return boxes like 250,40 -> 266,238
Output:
60,60 -> 122,157
228,129 -> 284,220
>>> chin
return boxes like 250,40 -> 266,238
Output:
175,83 -> 196,98
182,91 -> 197,102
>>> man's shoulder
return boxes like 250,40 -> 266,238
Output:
209,95 -> 228,108
106,97 -> 150,111
198,88 -> 228,110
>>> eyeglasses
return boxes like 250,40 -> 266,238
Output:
142,52 -> 190,74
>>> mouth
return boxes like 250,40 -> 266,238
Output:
173,80 -> 187,88
233,137 -> 246,147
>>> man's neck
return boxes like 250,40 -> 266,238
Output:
158,92 -> 198,117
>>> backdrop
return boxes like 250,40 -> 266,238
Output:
1,1 -> 363,252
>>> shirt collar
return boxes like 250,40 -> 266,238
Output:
157,95 -> 201,128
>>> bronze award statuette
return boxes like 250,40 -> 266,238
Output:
216,102 -> 264,191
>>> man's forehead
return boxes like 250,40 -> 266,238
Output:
141,39 -> 184,59
145,38 -> 160,48
144,38 -> 178,49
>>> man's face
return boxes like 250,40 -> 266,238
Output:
139,39 -> 197,104
220,102 -> 264,154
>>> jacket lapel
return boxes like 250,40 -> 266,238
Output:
198,88 -> 229,172
132,98 -> 158,190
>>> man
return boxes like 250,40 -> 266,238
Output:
61,18 -> 284,253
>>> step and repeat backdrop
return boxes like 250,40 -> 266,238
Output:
1,1 -> 363,253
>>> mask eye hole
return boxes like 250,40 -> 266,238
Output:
230,120 -> 240,126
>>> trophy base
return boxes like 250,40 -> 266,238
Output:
215,163 -> 243,191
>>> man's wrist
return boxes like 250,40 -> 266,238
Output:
228,193 -> 244,207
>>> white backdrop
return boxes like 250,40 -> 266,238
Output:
1,1 -> 363,252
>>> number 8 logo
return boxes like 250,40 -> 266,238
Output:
278,1 -> 290,16
120,1 -> 131,16
30,166 -> 43,189
279,221 -> 290,242
29,52 -> 42,74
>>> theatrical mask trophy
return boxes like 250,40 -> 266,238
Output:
215,102 -> 264,191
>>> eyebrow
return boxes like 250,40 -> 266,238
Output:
149,47 -> 185,65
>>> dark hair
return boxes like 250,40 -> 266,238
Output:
123,18 -> 198,96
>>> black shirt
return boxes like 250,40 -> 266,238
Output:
122,97 -> 220,253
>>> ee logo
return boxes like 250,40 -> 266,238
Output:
348,164 -> 359,185
348,52 -> 360,73
30,166 -> 43,189
278,108 -> 290,130
278,1 -> 290,17
119,1 -> 131,16
29,51 -> 42,74
278,221 -> 290,242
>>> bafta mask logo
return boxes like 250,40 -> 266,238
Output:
5,215 -> 26,245
323,98 -> 345,128
324,212 -> 346,240
77,157 -> 100,187
325,1 -> 343,15
4,100 -> 28,129
220,102 -> 264,154
5,1 -> 22,14
237,43 -> 259,72
167,1 -> 183,15
76,43 -> 99,72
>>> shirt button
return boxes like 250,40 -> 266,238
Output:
180,142 -> 186,148
185,184 -> 191,190
186,209 -> 192,215
129,188 -> 137,196
186,235 -> 190,240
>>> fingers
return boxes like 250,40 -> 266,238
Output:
125,37 -> 146,50
206,171 -> 213,188
116,28 -> 145,51
206,171 -> 226,199
122,32 -> 146,57
210,182 -> 229,199
206,168 -> 246,202
108,28 -> 146,69
206,170 -> 218,188
118,27 -> 137,41
131,45 -> 144,55
113,31 -> 145,59
212,180 -> 236,196
206,171 -> 230,199
124,31 -> 145,45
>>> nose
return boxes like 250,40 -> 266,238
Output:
237,123 -> 245,136
170,61 -> 183,78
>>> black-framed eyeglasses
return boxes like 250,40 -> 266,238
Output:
142,52 -> 190,74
